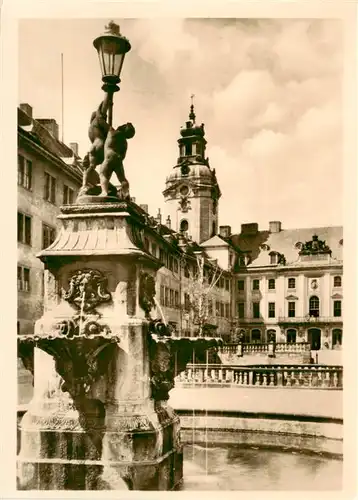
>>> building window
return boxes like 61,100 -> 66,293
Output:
164,287 -> 170,307
184,293 -> 190,311
288,301 -> 296,318
332,328 -> 342,347
169,289 -> 174,308
268,302 -> 275,318
333,300 -> 342,317
185,143 -> 192,156
333,276 -> 342,288
151,243 -> 157,258
18,155 -> 32,190
44,172 -> 56,204
251,329 -> 261,343
225,303 -> 230,318
288,278 -> 296,289
63,185 -> 74,205
159,248 -> 165,264
253,301 -> 260,318
206,299 -> 212,316
180,219 -> 189,233
173,258 -> 179,273
17,212 -> 32,245
225,279 -> 230,291
17,266 -> 30,292
287,329 -> 297,343
42,224 -> 56,249
309,295 -> 320,317
270,253 -> 278,265
252,279 -> 260,291
237,302 -> 245,318
268,278 -> 275,290
237,279 -> 245,291
174,290 -> 179,308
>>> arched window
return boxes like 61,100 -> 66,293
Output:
333,276 -> 342,287
251,329 -> 261,344
309,296 -> 320,317
267,329 -> 276,342
287,329 -> 297,343
180,220 -> 189,233
332,328 -> 342,347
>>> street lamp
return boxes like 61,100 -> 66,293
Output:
93,20 -> 131,127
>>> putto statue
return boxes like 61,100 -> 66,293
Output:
80,93 -> 135,200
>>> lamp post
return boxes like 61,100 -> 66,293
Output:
93,20 -> 131,127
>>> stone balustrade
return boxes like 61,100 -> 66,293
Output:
175,364 -> 343,389
219,342 -> 310,355
275,342 -> 311,353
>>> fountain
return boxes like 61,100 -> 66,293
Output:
17,21 -> 220,491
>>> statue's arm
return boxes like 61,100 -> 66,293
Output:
98,93 -> 111,117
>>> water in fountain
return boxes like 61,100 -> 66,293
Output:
153,296 -> 168,326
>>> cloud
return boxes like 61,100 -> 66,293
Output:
18,18 -> 343,231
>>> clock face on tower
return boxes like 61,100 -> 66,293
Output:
180,185 -> 189,196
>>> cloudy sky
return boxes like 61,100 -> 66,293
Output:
18,18 -> 343,232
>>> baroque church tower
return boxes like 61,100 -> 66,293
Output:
163,101 -> 221,244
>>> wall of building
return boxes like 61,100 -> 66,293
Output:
17,134 -> 81,336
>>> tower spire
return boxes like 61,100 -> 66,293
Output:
189,94 -> 196,123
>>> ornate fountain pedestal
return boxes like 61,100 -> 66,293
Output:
17,200 -> 219,491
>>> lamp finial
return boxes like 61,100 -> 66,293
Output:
105,20 -> 120,35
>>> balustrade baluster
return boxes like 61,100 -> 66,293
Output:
254,371 -> 261,386
276,370 -> 282,386
269,372 -> 275,386
323,371 -> 330,387
333,371 -> 338,388
262,372 -> 268,386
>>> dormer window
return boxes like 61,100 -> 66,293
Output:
185,143 -> 192,156
270,252 -> 279,265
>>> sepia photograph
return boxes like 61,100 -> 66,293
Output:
3,4 -> 356,495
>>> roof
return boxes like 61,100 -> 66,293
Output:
201,235 -> 230,248
231,226 -> 343,268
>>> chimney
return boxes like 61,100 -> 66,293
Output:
269,221 -> 282,233
219,225 -> 231,238
19,103 -> 33,119
139,204 -> 149,213
37,118 -> 59,140
241,223 -> 259,235
69,142 -> 79,156
166,215 -> 171,229
156,208 -> 162,224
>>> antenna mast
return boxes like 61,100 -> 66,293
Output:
61,53 -> 64,142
